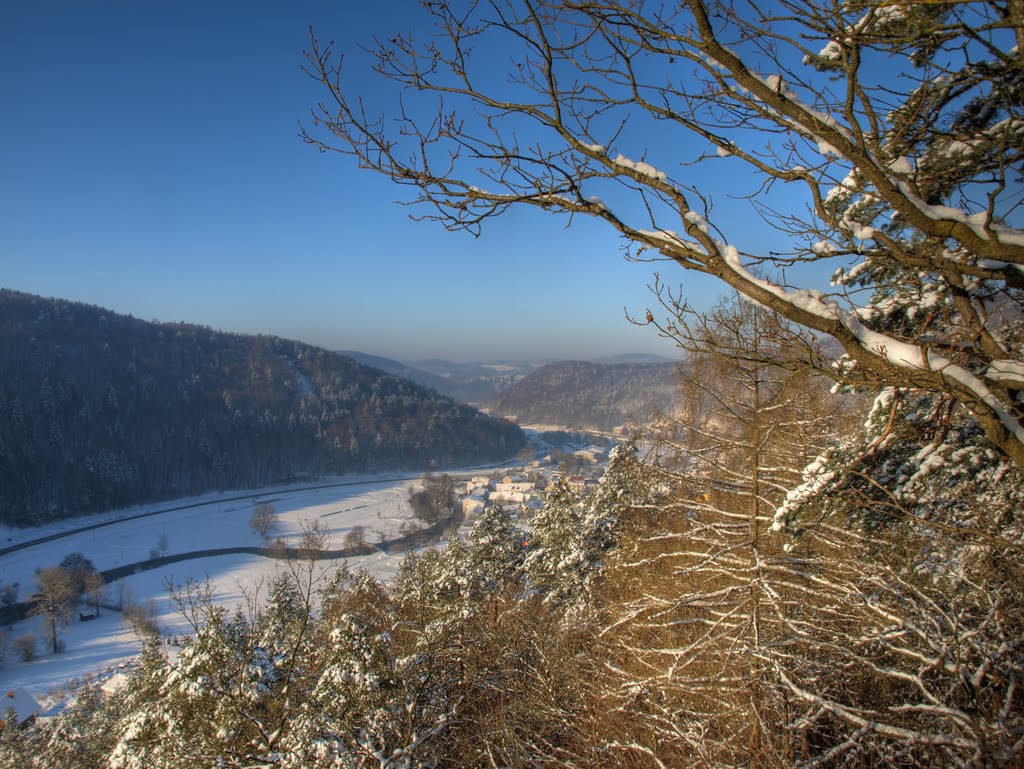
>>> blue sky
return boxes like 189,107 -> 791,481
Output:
1,1 -> 793,362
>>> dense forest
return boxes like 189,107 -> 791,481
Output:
0,290 -> 524,526
485,360 -> 679,430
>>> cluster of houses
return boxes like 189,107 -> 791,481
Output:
458,443 -> 610,521
460,475 -> 542,519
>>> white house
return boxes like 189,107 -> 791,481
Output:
100,673 -> 131,696
462,497 -> 486,517
494,476 -> 535,495
490,490 -> 532,504
0,687 -> 40,728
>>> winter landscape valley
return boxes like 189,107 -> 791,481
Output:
4,1 -> 1024,766
0,430 -> 617,712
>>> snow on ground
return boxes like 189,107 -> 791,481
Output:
0,472 -> 414,551
0,476 -> 431,704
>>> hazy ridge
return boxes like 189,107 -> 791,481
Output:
485,360 -> 680,430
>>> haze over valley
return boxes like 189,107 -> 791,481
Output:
2,1 -> 1022,766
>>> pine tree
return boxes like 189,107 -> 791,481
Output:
465,505 -> 525,601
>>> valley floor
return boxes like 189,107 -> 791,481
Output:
0,474 -> 450,705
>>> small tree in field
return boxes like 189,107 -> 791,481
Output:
83,571 -> 106,616
250,503 -> 278,540
343,525 -> 370,554
30,567 -> 78,654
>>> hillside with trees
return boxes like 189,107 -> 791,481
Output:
484,360 -> 679,430
7,372 -> 1021,768
4,0 -> 1024,766
0,290 -> 524,527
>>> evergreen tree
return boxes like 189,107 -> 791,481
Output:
465,506 -> 525,600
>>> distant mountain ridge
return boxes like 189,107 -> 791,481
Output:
0,290 -> 525,526
338,351 -> 457,395
343,352 -> 677,405
341,352 -> 536,404
485,360 -> 680,431
594,352 -> 675,364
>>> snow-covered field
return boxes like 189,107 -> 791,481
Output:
0,475 -> 434,705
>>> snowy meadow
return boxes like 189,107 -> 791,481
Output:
0,475 -> 431,703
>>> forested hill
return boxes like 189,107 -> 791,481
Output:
485,360 -> 680,430
0,290 -> 525,527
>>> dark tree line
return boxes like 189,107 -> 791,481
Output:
0,290 -> 524,526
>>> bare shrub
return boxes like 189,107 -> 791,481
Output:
123,597 -> 160,639
14,632 -> 36,662
250,503 -> 277,540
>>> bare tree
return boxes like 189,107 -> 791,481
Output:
59,552 -> 96,596
83,571 -> 106,617
343,525 -> 371,553
304,0 -> 1024,471
123,597 -> 161,640
593,297 -> 846,767
149,531 -> 169,560
30,566 -> 78,654
593,295 -> 1024,766
250,502 -> 278,540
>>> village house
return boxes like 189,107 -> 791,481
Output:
465,476 -> 492,495
0,687 -> 40,728
567,475 -> 587,494
521,497 -> 542,515
462,493 -> 485,518
494,476 -> 534,495
490,490 -> 533,505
